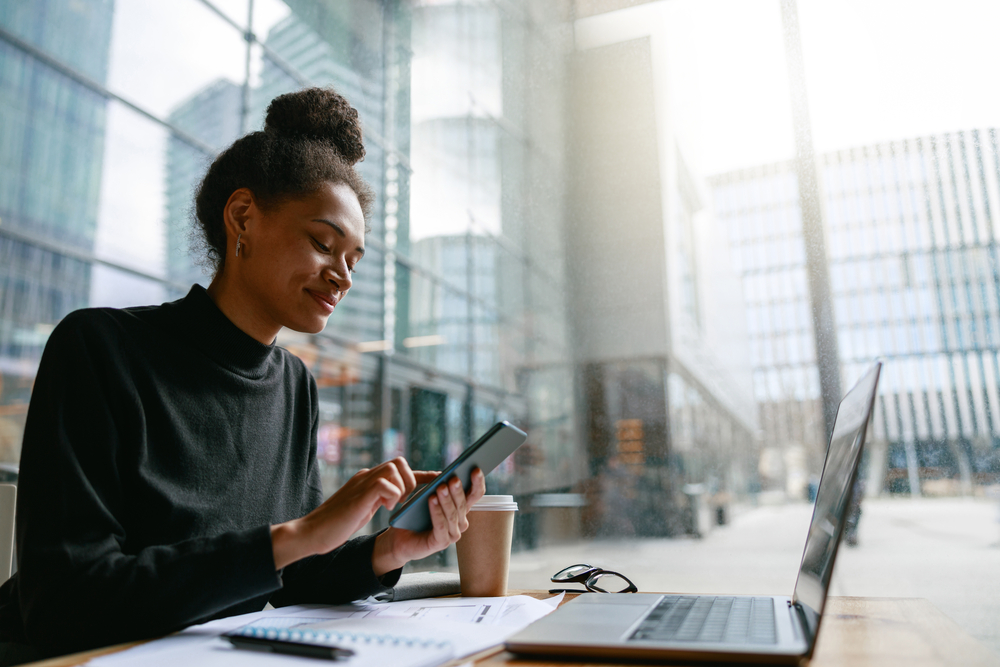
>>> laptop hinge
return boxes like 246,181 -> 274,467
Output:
790,600 -> 819,656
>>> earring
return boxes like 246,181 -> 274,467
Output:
236,233 -> 242,257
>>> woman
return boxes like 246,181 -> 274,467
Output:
0,87 -> 485,662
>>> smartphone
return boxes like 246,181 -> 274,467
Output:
388,421 -> 527,532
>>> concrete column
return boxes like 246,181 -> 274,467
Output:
780,0 -> 842,445
903,439 -> 921,498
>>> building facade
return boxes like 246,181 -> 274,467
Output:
566,7 -> 758,537
1,0 -> 762,549
0,0 -> 114,462
165,78 -> 243,287
711,131 -> 1000,496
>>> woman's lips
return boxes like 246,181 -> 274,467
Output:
307,289 -> 336,313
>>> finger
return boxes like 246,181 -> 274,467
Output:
436,483 -> 462,542
468,467 -> 487,505
427,494 -> 449,547
449,475 -> 468,520
367,477 -> 404,512
392,457 -> 418,496
376,466 -> 407,508
413,471 -> 440,484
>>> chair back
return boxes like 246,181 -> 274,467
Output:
0,484 -> 15,583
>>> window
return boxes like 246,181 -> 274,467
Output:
1,0 -> 998,654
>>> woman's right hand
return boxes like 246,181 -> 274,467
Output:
270,457 -> 426,570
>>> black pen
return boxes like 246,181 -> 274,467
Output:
226,633 -> 355,661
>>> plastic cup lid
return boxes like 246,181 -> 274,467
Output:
470,495 -> 518,511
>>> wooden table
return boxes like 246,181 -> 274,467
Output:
24,592 -> 998,667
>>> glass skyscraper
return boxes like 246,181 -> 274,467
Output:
2,0 -> 761,546
712,130 -> 1000,496
165,78 -> 243,286
0,0 -> 114,462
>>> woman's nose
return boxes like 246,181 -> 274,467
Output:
326,261 -> 352,292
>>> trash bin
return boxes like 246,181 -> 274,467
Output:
682,483 -> 712,537
709,492 -> 731,526
532,493 -> 586,546
0,464 -> 17,485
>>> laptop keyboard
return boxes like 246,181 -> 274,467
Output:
628,596 -> 777,644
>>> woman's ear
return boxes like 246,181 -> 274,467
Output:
223,188 -> 255,239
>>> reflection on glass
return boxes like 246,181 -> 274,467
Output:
0,0 -> 998,649
106,0 -> 247,119
164,81 -> 242,285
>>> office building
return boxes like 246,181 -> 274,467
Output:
1,0 -> 761,543
0,0 -> 113,462
711,131 -> 1000,496
247,4 -> 408,489
565,7 -> 758,536
408,1 -> 758,538
164,78 -> 243,287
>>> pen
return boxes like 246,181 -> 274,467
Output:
226,633 -> 355,661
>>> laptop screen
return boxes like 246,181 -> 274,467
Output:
792,361 -> 881,625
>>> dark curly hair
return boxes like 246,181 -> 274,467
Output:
194,87 -> 375,275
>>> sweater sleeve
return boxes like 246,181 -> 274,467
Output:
270,533 -> 401,607
270,382 -> 402,607
13,314 -> 282,656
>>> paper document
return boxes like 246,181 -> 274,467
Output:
87,594 -> 563,667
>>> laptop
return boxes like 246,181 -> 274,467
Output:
506,360 -> 882,665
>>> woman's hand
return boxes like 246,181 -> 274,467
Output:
270,457 -> 424,570
371,467 -> 487,577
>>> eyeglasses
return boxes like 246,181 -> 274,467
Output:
549,563 -> 638,594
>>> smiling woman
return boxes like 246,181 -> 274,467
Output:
0,87 -> 485,665
207,182 -> 366,340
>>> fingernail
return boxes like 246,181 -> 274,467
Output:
440,487 -> 449,497
430,497 -> 439,506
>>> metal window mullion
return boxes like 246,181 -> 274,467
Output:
377,237 -> 561,352
958,130 -> 997,437
0,24 -> 215,157
197,0 -> 412,171
983,128 -> 1000,438
944,134 -> 984,437
0,225 -> 188,293
465,210 -> 564,290
914,139 -> 959,443
864,145 -> 897,358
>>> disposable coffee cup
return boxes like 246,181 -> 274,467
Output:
455,495 -> 518,597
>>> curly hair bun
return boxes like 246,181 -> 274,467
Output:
265,87 -> 366,164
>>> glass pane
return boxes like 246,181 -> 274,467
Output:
105,0 -> 247,121
399,262 -> 471,378
204,0 -> 249,30
96,101 -> 170,278
0,2 -> 114,84
2,0 -> 999,654
325,243 -> 384,344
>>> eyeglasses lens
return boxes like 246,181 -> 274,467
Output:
551,564 -> 595,582
587,571 -> 635,593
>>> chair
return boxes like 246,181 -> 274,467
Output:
0,484 -> 15,583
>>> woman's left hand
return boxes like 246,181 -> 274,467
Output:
371,467 -> 486,576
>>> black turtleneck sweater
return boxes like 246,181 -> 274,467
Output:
0,286 -> 399,659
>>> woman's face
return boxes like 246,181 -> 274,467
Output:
240,180 -> 366,336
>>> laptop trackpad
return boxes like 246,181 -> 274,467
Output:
517,596 -> 655,643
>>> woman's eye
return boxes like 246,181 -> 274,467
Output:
312,238 -> 329,252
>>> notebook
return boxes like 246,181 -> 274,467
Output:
225,618 -> 453,667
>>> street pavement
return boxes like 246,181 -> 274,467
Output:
505,496 -> 1000,658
